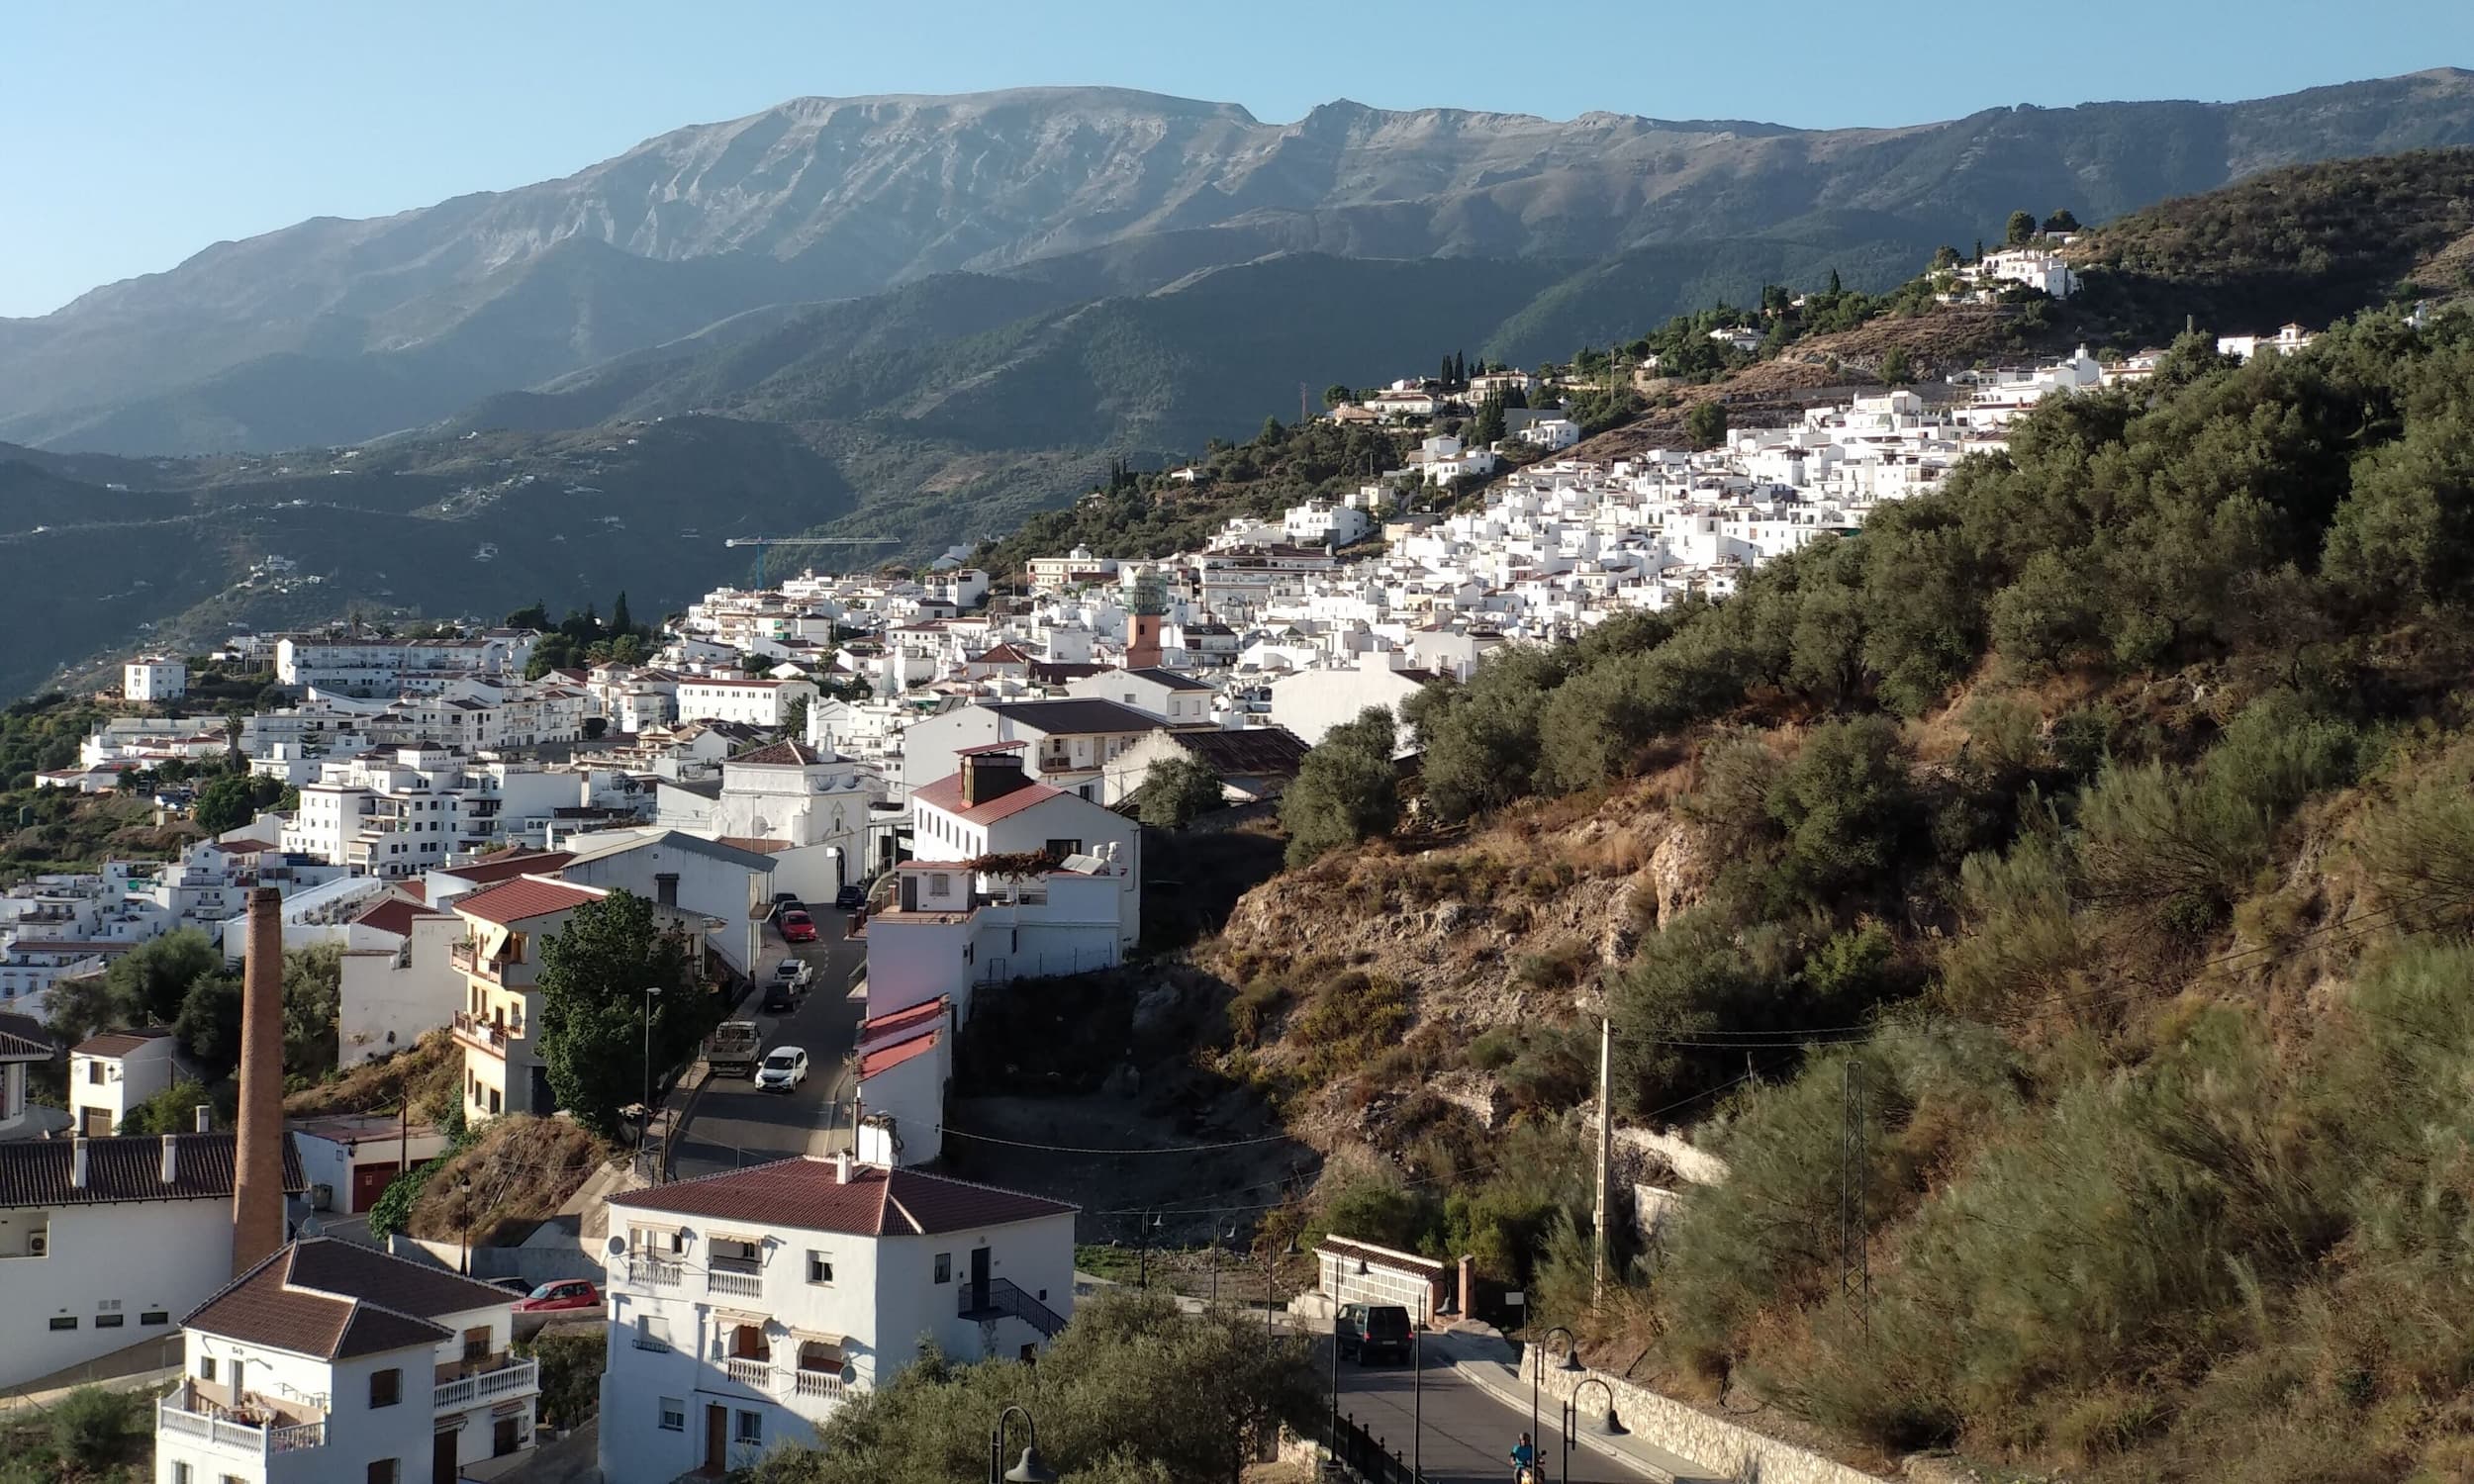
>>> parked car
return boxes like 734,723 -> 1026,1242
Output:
1336,1303 -> 1414,1364
778,909 -> 817,943
513,1279 -> 602,1315
485,1276 -> 533,1296
771,957 -> 815,991
833,882 -> 868,911
757,1047 -> 809,1092
760,980 -> 796,1014
772,890 -> 805,914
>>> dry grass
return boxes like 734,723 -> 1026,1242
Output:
283,1027 -> 461,1123
407,1115 -> 607,1246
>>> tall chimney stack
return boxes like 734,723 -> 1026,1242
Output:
231,886 -> 286,1275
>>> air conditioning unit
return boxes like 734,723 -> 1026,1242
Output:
311,1184 -> 333,1212
28,1232 -> 48,1256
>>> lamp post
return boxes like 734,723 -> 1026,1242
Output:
1532,1325 -> 1583,1480
639,984 -> 662,1163
1411,1319 -> 1423,1483
989,1404 -> 1058,1484
455,1174 -> 474,1275
1134,1210 -> 1160,1288
1561,1377 -> 1623,1483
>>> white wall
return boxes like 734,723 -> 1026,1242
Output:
0,1195 -> 229,1388
854,1043 -> 945,1166
336,915 -> 465,1067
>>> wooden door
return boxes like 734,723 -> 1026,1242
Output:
351,1161 -> 400,1213
704,1403 -> 728,1474
432,1428 -> 458,1484
80,1107 -> 111,1138
970,1247 -> 992,1313
492,1416 -> 520,1456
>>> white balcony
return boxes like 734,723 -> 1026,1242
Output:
627,1253 -> 682,1287
792,1368 -> 845,1400
158,1396 -> 329,1462
433,1354 -> 537,1412
707,1265 -> 763,1298
723,1356 -> 776,1390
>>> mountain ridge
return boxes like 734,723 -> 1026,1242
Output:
11,69 -> 2474,454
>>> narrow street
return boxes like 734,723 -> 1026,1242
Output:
1318,1333 -> 1687,1484
667,904 -> 868,1182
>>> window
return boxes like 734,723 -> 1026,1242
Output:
86,1060 -> 103,1085
198,1356 -> 216,1380
367,1462 -> 398,1484
48,1316 -> 75,1331
807,1251 -> 833,1285
141,1311 -> 168,1326
487,1087 -> 502,1115
369,1367 -> 401,1408
95,1313 -> 123,1329
928,874 -> 950,896
933,1252 -> 951,1284
171,1465 -> 192,1484
462,1325 -> 491,1362
1044,838 -> 1083,861
734,1410 -> 763,1446
658,1397 -> 685,1432
634,1314 -> 671,1351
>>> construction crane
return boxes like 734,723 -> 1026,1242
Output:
723,534 -> 901,588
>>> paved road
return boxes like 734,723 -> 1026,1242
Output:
668,905 -> 868,1181
1325,1337 -> 1647,1484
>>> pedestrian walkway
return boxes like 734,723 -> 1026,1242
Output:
1425,1329 -> 1722,1483
0,1334 -> 185,1417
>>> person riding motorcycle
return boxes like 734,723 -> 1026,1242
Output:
1509,1431 -> 1539,1482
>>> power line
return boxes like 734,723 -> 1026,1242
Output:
938,1126 -> 1297,1156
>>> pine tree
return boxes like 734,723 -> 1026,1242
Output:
1827,268 -> 1844,296
610,590 -> 632,637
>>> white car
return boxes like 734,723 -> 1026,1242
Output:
770,958 -> 814,991
756,1047 -> 809,1093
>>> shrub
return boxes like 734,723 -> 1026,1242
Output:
524,1328 -> 608,1429
1223,978 -> 1290,1048
48,1385 -> 135,1469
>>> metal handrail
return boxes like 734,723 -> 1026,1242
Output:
956,1276 -> 1067,1339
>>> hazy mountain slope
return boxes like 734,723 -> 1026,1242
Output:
9,71 -> 2474,453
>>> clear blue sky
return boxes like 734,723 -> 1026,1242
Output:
5,0 -> 2467,317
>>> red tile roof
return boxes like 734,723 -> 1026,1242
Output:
610,1158 -> 1074,1237
859,998 -> 947,1048
72,1027 -> 172,1057
183,1239 -> 509,1359
354,896 -> 450,939
910,775 -> 1069,826
453,876 -> 604,926
859,1027 -> 938,1079
437,849 -> 575,886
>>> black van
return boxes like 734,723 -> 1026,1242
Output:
1336,1302 -> 1415,1363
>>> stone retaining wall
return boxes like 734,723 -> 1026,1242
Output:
1525,1354 -> 1888,1484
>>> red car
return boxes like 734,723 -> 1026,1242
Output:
779,909 -> 817,944
513,1279 -> 601,1314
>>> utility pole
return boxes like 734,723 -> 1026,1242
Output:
1840,1059 -> 1871,1338
1591,1013 -> 1612,1302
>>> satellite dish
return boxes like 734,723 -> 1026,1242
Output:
606,1236 -> 627,1257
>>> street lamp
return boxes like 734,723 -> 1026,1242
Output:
1561,1376 -> 1623,1482
455,1174 -> 474,1275
640,984 -> 663,1159
1532,1325 -> 1583,1479
1134,1210 -> 1161,1288
989,1404 -> 1057,1484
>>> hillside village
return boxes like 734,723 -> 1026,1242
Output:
5,167 -> 2474,1484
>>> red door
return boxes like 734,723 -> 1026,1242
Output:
351,1161 -> 401,1213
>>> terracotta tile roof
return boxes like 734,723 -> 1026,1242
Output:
0,1010 -> 54,1061
910,775 -> 1069,826
182,1239 -> 480,1359
353,896 -> 450,939
452,876 -> 604,926
610,1157 -> 1074,1237
72,1027 -> 172,1057
859,1027 -> 938,1079
0,1132 -> 307,1209
859,998 -> 947,1048
436,849 -> 575,886
730,740 -> 826,767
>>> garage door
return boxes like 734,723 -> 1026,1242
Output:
351,1160 -> 402,1213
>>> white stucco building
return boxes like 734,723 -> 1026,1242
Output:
599,1156 -> 1076,1482
124,657 -> 187,702
902,748 -> 1141,948
154,1238 -> 540,1484
68,1026 -> 182,1138
672,677 -> 817,729
0,1128 -> 307,1389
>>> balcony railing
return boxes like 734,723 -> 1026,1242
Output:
157,1398 -> 330,1458
793,1368 -> 846,1399
448,943 -> 508,983
627,1253 -> 683,1288
433,1354 -> 536,1411
708,1265 -> 764,1298
450,1010 -> 511,1056
723,1356 -> 776,1389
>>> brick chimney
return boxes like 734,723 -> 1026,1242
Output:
231,886 -> 286,1275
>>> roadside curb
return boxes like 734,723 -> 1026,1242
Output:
1442,1338 -> 1684,1483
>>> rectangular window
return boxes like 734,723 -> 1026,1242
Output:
734,1410 -> 763,1445
199,1356 -> 216,1380
171,1465 -> 192,1484
367,1462 -> 398,1484
86,1061 -> 103,1084
807,1252 -> 833,1285
928,874 -> 950,896
462,1326 -> 491,1362
488,1087 -> 502,1114
658,1397 -> 685,1432
934,1252 -> 951,1284
94,1313 -> 123,1329
369,1367 -> 401,1408
48,1316 -> 75,1331
141,1311 -> 168,1326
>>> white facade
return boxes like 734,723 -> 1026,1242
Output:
336,903 -> 465,1067
599,1158 -> 1076,1484
124,658 -> 187,702
673,678 -> 817,729
68,1029 -> 181,1138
